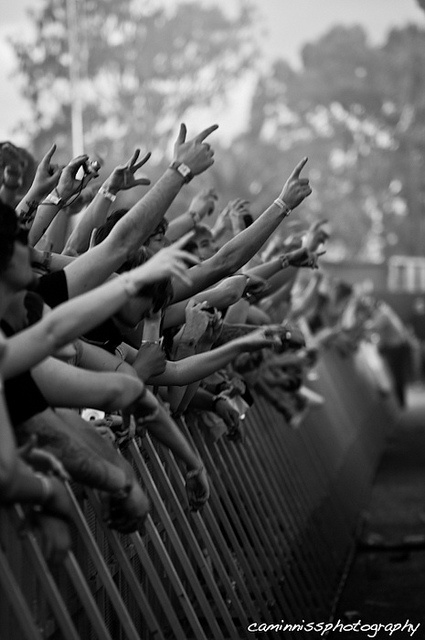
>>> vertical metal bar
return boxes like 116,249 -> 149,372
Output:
143,515 -> 210,640
85,489 -> 167,640
128,440 -> 228,640
128,530 -> 190,640
152,438 -> 250,632
65,485 -> 141,640
188,423 -> 278,620
0,542 -> 43,640
64,552 -> 114,640
9,506 -> 80,640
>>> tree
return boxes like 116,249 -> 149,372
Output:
11,0 -> 256,164
240,25 -> 425,259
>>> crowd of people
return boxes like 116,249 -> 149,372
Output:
0,124 -> 408,566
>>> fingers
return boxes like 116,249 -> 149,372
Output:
42,143 -> 57,166
194,123 -> 219,143
133,151 -> 151,170
66,154 -> 89,176
126,148 -> 140,167
176,123 -> 187,145
289,156 -> 308,179
133,178 -> 151,186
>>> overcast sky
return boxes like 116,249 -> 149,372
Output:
1,0 -> 424,145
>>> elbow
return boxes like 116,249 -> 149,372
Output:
102,375 -> 144,411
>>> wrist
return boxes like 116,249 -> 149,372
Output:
100,182 -> 118,198
169,161 -> 193,184
273,196 -> 291,217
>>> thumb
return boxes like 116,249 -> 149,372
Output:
176,123 -> 187,146
290,157 -> 308,180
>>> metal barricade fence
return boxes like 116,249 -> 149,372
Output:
0,346 -> 396,640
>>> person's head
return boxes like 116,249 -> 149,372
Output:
0,142 -> 28,193
184,224 -> 216,261
0,202 -> 35,293
93,208 -> 129,245
144,219 -> 169,254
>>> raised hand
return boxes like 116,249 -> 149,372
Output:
189,187 -> 218,220
104,149 -> 151,195
56,154 -> 98,202
303,219 -> 330,252
30,144 -> 63,199
279,157 -> 312,211
173,123 -> 218,177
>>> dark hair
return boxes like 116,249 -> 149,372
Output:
0,201 -> 19,273
94,210 -> 173,311
118,246 -> 173,312
93,208 -> 129,246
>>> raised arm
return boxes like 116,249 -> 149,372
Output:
62,124 -> 218,297
171,157 -> 312,302
63,150 -> 151,256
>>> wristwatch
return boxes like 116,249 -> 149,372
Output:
169,161 -> 193,183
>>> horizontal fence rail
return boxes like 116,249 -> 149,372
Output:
0,345 -> 396,640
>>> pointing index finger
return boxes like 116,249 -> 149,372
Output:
195,124 -> 219,143
290,157 -> 308,179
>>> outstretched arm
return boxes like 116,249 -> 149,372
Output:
148,327 -> 280,386
63,124 -> 218,298
3,243 -> 197,379
171,158 -> 312,302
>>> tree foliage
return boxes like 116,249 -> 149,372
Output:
232,25 -> 425,259
12,0 -> 256,161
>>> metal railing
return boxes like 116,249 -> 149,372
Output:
0,346 -> 396,640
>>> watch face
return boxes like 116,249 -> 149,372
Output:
178,163 -> 191,177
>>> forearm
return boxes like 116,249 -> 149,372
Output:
144,404 -> 202,470
149,340 -> 246,386
166,210 -> 196,242
19,409 -> 131,493
224,299 -> 250,324
171,201 -> 289,302
262,267 -> 298,298
245,258 -> 282,280
64,191 -> 112,255
31,359 -> 144,411
28,203 -> 62,246
163,275 -> 247,329
3,276 -> 131,378
109,169 -> 184,255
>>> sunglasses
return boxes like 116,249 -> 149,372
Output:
15,227 -> 29,246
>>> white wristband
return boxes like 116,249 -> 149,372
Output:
273,197 -> 291,216
99,186 -> 117,202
